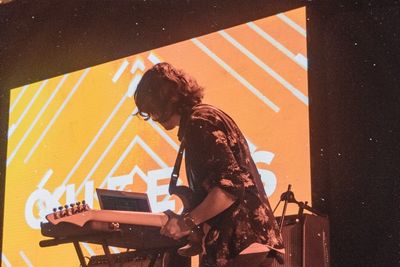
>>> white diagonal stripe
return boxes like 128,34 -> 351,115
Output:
7,124 -> 16,138
110,247 -> 121,254
8,80 -> 48,139
112,59 -> 129,83
24,68 -> 90,164
130,59 -> 145,74
61,92 -> 128,187
77,107 -> 179,195
219,30 -> 308,105
82,242 -> 96,256
294,53 -> 308,69
247,22 -> 307,70
277,13 -> 306,37
9,84 -> 29,113
1,253 -> 12,267
19,251 -> 33,267
76,108 -> 137,195
147,119 -> 179,151
148,52 -> 162,65
7,75 -> 68,166
38,169 -> 53,189
135,137 -> 170,169
127,74 -> 142,98
99,135 -> 168,189
191,38 -> 280,113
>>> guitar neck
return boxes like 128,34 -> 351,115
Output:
92,210 -> 169,227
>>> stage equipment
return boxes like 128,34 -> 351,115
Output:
40,202 -> 191,267
272,185 -> 330,267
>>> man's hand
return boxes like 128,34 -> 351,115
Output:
160,187 -> 235,240
160,216 -> 191,240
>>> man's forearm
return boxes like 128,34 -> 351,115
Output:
189,186 -> 236,225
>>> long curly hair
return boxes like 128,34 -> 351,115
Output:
134,62 -> 204,120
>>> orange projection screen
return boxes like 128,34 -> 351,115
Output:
2,7 -> 309,266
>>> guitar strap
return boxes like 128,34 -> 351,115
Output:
248,158 -> 271,207
168,138 -> 186,196
169,135 -> 270,210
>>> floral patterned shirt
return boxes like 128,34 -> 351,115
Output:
178,104 -> 284,267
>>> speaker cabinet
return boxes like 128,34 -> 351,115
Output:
272,214 -> 330,267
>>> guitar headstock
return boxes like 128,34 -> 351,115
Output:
46,200 -> 91,226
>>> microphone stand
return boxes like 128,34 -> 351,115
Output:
273,184 -> 325,231
273,184 -> 292,232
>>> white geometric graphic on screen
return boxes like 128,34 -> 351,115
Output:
25,169 -> 55,229
247,139 -> 277,197
7,75 -> 69,166
147,167 -> 176,212
130,59 -> 146,73
218,30 -> 308,106
294,54 -> 308,69
61,58 -> 144,191
7,123 -> 16,138
19,250 -> 33,267
8,80 -> 48,140
147,118 -> 179,151
277,13 -> 306,37
98,135 -> 168,189
25,167 -> 95,229
112,59 -> 129,83
24,68 -> 91,163
9,84 -> 29,113
191,38 -> 280,113
110,246 -> 121,254
127,73 -> 142,97
70,64 -> 147,198
147,52 -> 162,65
1,253 -> 12,267
25,134 -> 173,227
76,108 -> 136,195
61,84 -> 131,187
25,181 -> 96,229
246,22 -> 308,70
108,165 -> 146,191
65,57 -> 174,206
82,242 -> 95,256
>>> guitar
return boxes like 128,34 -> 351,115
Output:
45,203 -> 202,257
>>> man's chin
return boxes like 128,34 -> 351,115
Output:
161,124 -> 175,131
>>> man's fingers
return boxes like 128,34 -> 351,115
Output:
160,225 -> 168,236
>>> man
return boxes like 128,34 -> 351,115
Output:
134,62 -> 284,267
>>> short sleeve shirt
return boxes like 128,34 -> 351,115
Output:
178,104 -> 284,267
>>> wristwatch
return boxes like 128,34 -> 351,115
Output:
182,212 -> 197,230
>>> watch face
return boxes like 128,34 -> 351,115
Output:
183,214 -> 196,229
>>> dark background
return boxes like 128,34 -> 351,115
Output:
1,1 -> 399,266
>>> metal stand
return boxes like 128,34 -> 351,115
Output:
73,241 -> 87,267
273,184 -> 326,230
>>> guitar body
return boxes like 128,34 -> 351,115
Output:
167,184 -> 205,257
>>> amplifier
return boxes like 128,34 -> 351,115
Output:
88,251 -> 164,267
271,214 -> 330,267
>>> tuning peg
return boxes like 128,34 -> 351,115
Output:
81,200 -> 90,211
52,207 -> 60,219
58,206 -> 67,217
63,204 -> 71,215
70,203 -> 78,214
